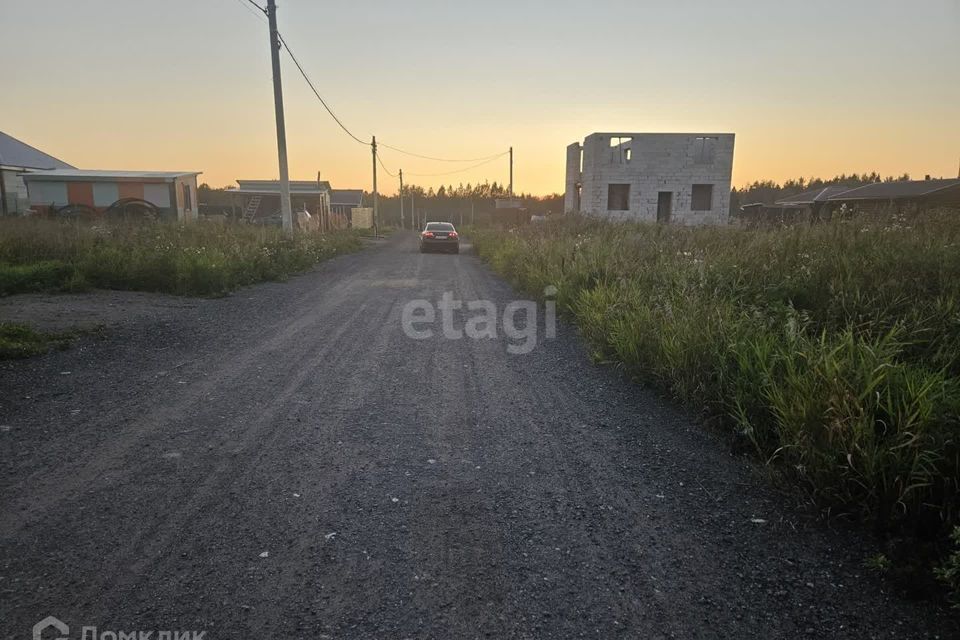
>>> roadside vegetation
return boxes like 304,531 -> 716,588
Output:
0,323 -> 79,359
472,212 -> 960,602
0,218 -> 364,297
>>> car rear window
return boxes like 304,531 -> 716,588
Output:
426,223 -> 454,231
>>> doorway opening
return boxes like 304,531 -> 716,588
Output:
657,192 -> 672,223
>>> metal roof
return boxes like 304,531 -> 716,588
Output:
775,185 -> 855,206
0,131 -> 74,170
230,180 -> 332,196
22,169 -> 201,182
827,179 -> 960,201
331,189 -> 363,206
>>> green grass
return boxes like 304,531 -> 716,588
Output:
936,527 -> 960,608
471,211 -> 960,600
0,323 -> 78,359
0,218 -> 365,297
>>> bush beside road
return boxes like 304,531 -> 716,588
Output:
471,213 -> 960,604
0,323 -> 81,360
0,218 -> 365,297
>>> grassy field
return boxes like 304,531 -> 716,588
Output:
0,218 -> 365,297
472,213 -> 960,602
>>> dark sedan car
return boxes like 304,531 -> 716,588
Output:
419,222 -> 460,254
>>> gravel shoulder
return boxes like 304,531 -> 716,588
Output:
0,232 -> 955,639
0,290 -> 203,332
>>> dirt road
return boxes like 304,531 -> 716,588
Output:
0,233 -> 953,639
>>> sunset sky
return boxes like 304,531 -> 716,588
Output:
2,0 -> 958,195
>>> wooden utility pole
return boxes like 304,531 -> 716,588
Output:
371,135 -> 379,237
317,171 -> 326,231
411,192 -> 416,230
509,146 -> 514,197
399,168 -> 404,230
266,0 -> 293,232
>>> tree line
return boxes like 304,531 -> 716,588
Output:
198,181 -> 564,224
200,171 -> 918,221
371,181 -> 563,226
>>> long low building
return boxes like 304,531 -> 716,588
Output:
739,178 -> 960,225
23,169 -> 201,221
825,178 -> 960,213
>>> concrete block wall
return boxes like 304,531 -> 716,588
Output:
1,168 -> 32,214
566,132 -> 735,225
564,143 -> 582,214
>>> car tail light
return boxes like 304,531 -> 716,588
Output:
422,231 -> 435,238
449,231 -> 458,238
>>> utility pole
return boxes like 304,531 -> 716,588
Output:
317,171 -> 326,231
371,135 -> 379,237
266,0 -> 293,233
399,168 -> 404,230
509,146 -> 514,197
411,192 -> 416,230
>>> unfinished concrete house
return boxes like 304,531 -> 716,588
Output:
565,133 -> 735,225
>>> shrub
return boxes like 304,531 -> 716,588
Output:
0,261 -> 78,295
0,218 -> 364,297
937,527 -> 960,607
472,212 -> 960,593
0,323 -> 76,359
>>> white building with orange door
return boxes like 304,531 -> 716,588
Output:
22,169 -> 201,221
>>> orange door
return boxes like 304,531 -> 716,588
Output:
66,182 -> 95,207
118,182 -> 144,200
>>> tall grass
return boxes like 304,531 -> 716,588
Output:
0,218 -> 364,296
0,323 -> 78,359
472,213 -> 960,594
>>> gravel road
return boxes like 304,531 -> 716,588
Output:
1,232 -> 955,639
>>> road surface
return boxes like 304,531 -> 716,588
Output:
1,233 -> 953,639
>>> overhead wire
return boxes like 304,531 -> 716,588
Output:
234,0 -> 267,20
403,151 -> 509,177
277,33 -> 370,147
376,142 -> 505,163
375,151 -> 398,178
242,0 -> 266,13
232,0 -> 368,146
231,0 -> 509,178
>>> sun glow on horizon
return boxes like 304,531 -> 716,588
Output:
2,0 -> 957,196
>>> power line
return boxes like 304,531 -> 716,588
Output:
232,0 -> 368,146
276,33 -> 369,146
377,142 -> 506,163
234,0 -> 266,20
375,151 -> 398,178
230,0 -> 510,172
405,151 -> 509,177
379,148 -> 510,181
